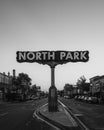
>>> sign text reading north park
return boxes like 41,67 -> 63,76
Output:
16,51 -> 89,63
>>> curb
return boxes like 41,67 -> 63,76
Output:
38,110 -> 80,130
58,100 -> 90,130
35,103 -> 81,130
33,110 -> 60,130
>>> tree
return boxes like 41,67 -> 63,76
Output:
77,76 -> 86,87
64,84 -> 73,91
57,90 -> 64,97
77,75 -> 90,92
16,73 -> 32,100
16,73 -> 31,88
30,84 -> 38,96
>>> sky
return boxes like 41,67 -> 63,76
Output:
0,0 -> 104,91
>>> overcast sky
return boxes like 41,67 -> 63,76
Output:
0,0 -> 104,91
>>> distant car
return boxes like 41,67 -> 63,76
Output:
80,96 -> 85,101
74,95 -> 78,100
78,96 -> 81,100
87,96 -> 98,104
91,97 -> 98,104
83,96 -> 89,102
64,96 -> 70,99
87,97 -> 92,103
30,95 -> 35,100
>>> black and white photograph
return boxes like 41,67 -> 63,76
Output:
0,0 -> 104,130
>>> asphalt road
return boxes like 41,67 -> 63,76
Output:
0,98 -> 55,130
59,97 -> 104,130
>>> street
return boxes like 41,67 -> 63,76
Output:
0,98 -> 55,130
1,97 -> 104,130
59,97 -> 104,130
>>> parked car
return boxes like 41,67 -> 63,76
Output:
87,96 -> 98,104
64,95 -> 70,99
80,96 -> 85,101
87,97 -> 92,103
74,95 -> 78,100
83,96 -> 89,102
78,95 -> 82,100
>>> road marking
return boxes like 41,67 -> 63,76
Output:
74,114 -> 83,117
39,103 -> 48,109
0,112 -> 8,117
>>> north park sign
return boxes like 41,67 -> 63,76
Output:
16,51 -> 89,64
16,50 -> 89,112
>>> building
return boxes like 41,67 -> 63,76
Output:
64,84 -> 75,98
0,72 -> 12,90
90,75 -> 104,98
0,72 -> 12,99
72,85 -> 78,96
0,72 -> 12,86
30,84 -> 41,97
0,69 -> 33,101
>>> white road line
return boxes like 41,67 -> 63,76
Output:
74,114 -> 83,117
0,112 -> 8,117
39,103 -> 48,109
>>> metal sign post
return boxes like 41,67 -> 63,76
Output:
48,62 -> 58,112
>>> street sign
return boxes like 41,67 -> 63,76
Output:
16,50 -> 89,112
16,51 -> 89,65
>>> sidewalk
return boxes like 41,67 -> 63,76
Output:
38,103 -> 81,130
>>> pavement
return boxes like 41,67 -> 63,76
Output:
0,98 -> 49,130
36,102 -> 81,130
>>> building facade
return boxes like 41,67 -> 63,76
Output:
0,72 -> 13,99
90,75 -> 104,98
64,84 -> 77,98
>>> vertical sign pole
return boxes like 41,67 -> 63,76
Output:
48,66 -> 58,112
51,67 -> 55,87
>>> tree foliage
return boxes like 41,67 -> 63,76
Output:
30,85 -> 41,96
64,84 -> 73,91
77,76 -> 86,87
77,75 -> 90,92
16,73 -> 31,89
